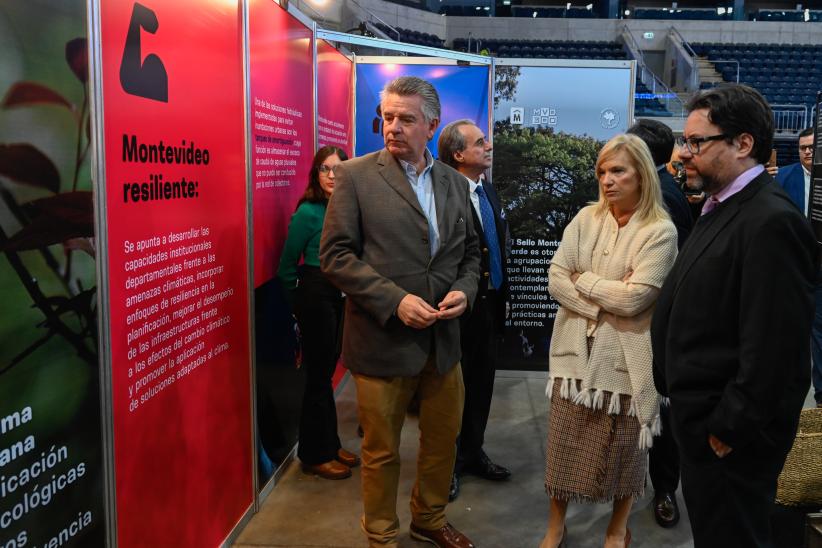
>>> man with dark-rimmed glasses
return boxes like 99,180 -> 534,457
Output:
651,84 -> 819,547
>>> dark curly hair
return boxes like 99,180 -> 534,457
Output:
686,84 -> 773,165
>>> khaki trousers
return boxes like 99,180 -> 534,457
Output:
353,360 -> 464,547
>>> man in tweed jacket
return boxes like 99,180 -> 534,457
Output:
320,76 -> 480,548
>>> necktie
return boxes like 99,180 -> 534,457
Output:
475,184 -> 503,290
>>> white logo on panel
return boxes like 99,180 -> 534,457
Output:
531,107 -> 557,126
510,107 -> 524,125
601,108 -> 619,129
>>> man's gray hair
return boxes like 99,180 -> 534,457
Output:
380,76 -> 441,123
437,119 -> 475,169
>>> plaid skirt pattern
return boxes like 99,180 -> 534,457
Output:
544,378 -> 647,503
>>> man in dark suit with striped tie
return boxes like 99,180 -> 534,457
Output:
438,120 -> 511,502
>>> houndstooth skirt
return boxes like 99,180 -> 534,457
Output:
544,378 -> 647,503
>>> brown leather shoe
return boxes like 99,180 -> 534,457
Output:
302,460 -> 351,480
409,522 -> 474,548
336,448 -> 360,468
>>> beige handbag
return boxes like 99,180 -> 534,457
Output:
776,407 -> 822,506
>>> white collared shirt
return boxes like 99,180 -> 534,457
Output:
466,174 -> 484,229
803,165 -> 811,213
399,149 -> 439,255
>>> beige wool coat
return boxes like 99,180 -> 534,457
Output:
547,204 -> 677,449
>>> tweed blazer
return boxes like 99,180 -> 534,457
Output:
320,148 -> 481,377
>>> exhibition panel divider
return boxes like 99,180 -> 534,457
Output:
315,40 -> 354,390
246,0 -> 318,498
317,40 -> 354,158
492,58 -> 635,371
89,0 -> 254,545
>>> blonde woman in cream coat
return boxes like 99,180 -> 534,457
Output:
540,134 -> 677,548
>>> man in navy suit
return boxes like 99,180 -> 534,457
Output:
777,127 -> 822,408
628,119 -> 693,529
776,127 -> 813,216
438,120 -> 511,502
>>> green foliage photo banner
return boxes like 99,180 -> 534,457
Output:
0,2 -> 105,546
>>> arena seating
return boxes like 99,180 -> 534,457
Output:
688,42 -> 815,164
635,80 -> 673,117
451,38 -> 626,60
374,22 -> 444,48
633,8 -> 733,21
691,42 -> 818,115
510,6 -> 595,18
774,138 -> 801,167
751,10 -> 822,22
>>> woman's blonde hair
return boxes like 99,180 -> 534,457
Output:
594,133 -> 669,224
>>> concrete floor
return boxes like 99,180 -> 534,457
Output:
235,371 -> 709,548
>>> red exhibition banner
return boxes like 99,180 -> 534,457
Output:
249,0 -> 314,287
97,0 -> 252,546
317,39 -> 354,157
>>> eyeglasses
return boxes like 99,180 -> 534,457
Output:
676,134 -> 728,155
799,144 -> 814,152
318,164 -> 337,174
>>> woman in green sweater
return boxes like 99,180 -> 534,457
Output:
277,146 -> 358,480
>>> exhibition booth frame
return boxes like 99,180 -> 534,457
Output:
0,1 -> 635,546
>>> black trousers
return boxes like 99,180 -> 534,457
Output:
649,403 -> 680,493
294,266 -> 344,465
455,290 -> 500,473
680,445 -> 786,548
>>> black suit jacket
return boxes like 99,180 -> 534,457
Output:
651,171 -> 819,464
658,167 -> 693,250
466,178 -> 509,334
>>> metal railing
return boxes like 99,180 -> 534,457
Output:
669,26 -> 696,58
772,104 -> 809,134
667,26 -> 699,92
466,32 -> 483,54
621,26 -> 685,117
349,0 -> 401,41
711,59 -> 740,83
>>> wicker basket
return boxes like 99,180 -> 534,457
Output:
776,407 -> 822,506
